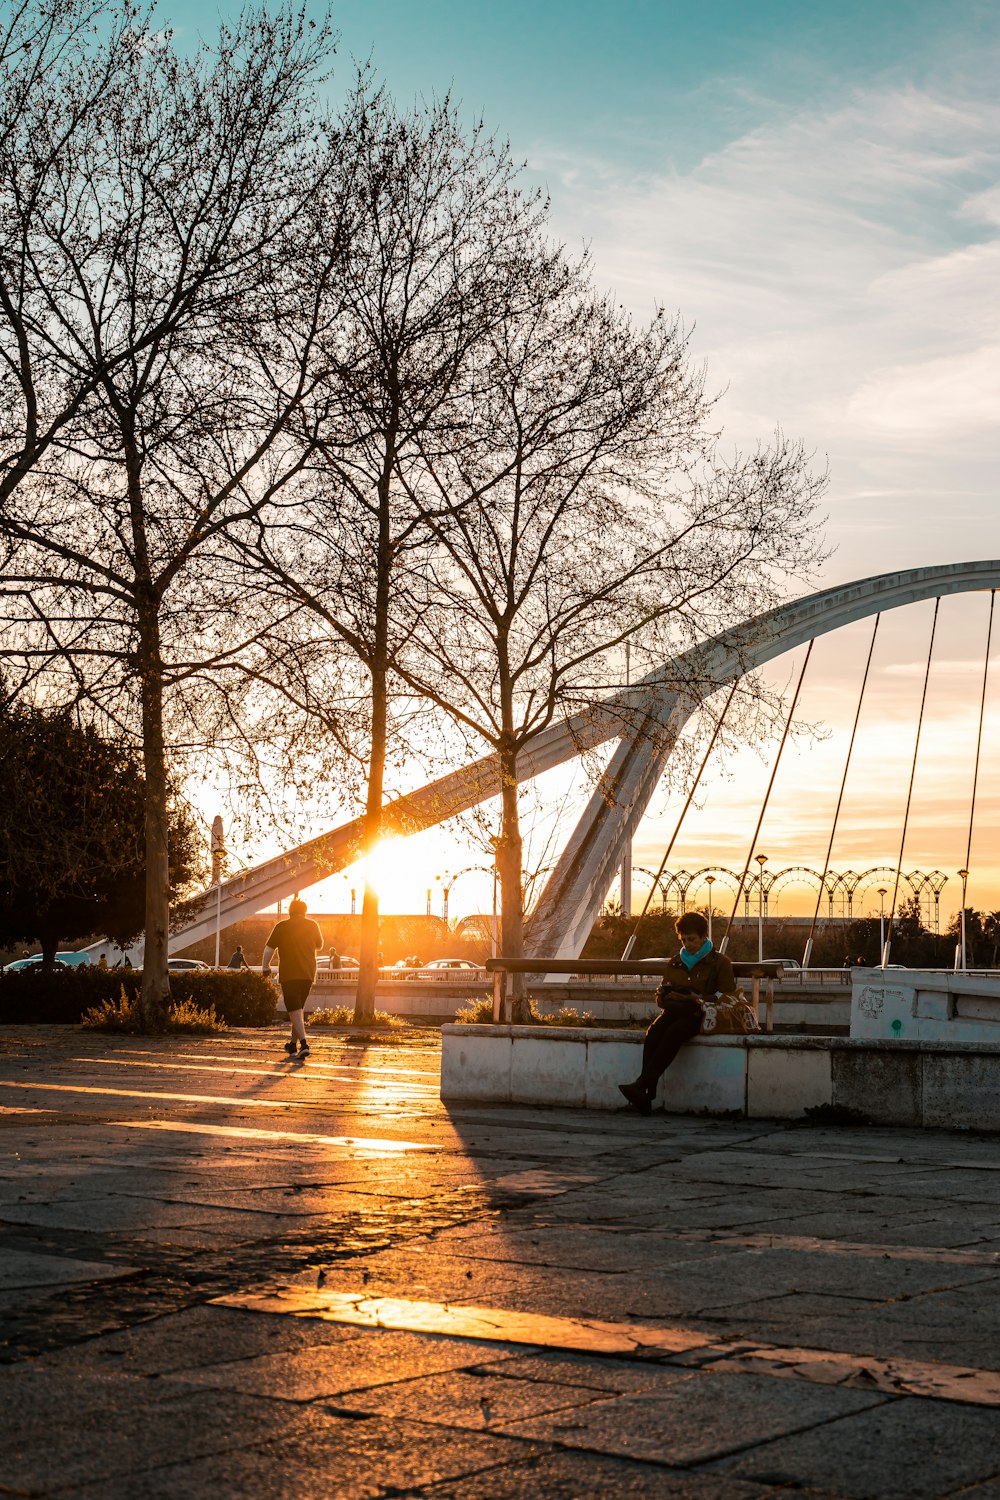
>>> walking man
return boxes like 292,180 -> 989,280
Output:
618,910 -> 736,1116
262,898 -> 323,1058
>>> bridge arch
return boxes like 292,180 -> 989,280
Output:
526,560 -> 1000,959
172,560 -> 1000,954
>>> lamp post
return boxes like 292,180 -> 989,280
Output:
705,875 -> 715,945
958,868 -> 970,970
210,815 -> 225,968
754,854 -> 767,962
877,886 -> 887,961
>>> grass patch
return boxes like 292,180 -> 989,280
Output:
81,988 -> 226,1035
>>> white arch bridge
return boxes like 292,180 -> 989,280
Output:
172,559 -> 1000,959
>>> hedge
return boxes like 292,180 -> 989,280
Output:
0,967 -> 277,1026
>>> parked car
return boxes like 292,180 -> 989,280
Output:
2,952 -> 87,972
167,958 -> 208,972
408,958 -> 484,980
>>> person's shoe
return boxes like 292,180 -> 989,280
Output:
298,1041 -> 310,1057
284,1040 -> 298,1056
618,1081 -> 652,1116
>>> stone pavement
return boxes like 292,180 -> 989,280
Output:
1,1025 -> 999,1499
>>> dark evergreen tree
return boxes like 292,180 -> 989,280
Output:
0,699 -> 201,963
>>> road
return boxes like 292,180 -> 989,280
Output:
1,1024 -> 999,1498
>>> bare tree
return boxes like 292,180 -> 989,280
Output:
254,84 -> 548,1021
0,4 -> 352,1024
394,248 -> 827,1016
0,0 -> 148,528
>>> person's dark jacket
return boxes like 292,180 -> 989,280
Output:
655,946 -> 736,1009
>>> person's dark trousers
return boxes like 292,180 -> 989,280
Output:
638,997 -> 703,1096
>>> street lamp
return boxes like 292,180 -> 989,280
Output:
705,874 -> 715,945
755,854 -> 767,962
957,869 -> 970,970
877,887 -> 887,962
211,815 -> 226,968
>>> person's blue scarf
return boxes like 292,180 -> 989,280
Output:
679,939 -> 712,970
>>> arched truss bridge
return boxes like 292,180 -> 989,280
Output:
172,559 -> 1000,958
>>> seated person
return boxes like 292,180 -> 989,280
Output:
619,910 -> 736,1117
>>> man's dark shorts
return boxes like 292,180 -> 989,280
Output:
281,979 -> 313,1013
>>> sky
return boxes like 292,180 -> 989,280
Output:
163,0 -> 1000,925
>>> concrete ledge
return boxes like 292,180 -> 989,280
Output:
852,968 -> 1000,1044
440,1025 -> 1000,1131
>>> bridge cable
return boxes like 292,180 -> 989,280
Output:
620,681 -> 740,960
882,597 -> 940,968
956,589 -> 995,969
720,640 -> 815,955
801,614 -> 881,968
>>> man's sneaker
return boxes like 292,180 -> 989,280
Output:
298,1041 -> 310,1057
618,1081 -> 652,1116
284,1040 -> 298,1056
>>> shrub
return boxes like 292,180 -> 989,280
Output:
81,988 -> 226,1035
165,997 -> 227,1034
454,996 -> 494,1024
309,1006 -> 403,1027
454,996 -> 638,1029
536,1004 -> 596,1026
0,966 -> 276,1026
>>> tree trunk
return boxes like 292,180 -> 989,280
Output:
496,738 -> 530,1023
40,932 -> 58,966
354,422 -> 395,1024
354,661 -> 388,1023
137,605 -> 170,1030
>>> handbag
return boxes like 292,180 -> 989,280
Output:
699,990 -> 759,1035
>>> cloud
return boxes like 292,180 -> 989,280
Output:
537,78 -> 1000,451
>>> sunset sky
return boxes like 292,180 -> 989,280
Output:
164,0 -> 1000,924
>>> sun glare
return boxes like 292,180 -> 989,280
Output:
348,839 -> 452,915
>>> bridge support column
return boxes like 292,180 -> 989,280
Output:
620,844 -> 633,918
526,691 -> 692,960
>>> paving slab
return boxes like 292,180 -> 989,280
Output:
0,1374 -> 331,1493
716,1394 -> 1000,1498
333,1364 -> 622,1427
164,1328 -> 516,1401
33,1303 -> 369,1374
0,1246 -> 138,1289
55,1415 -> 537,1500
498,1368 -> 887,1465
429,1449 -> 774,1498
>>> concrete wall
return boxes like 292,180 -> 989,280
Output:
440,1025 -> 1000,1131
851,968 -> 1000,1044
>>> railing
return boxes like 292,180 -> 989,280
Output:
314,962 -> 490,984
484,957 -> 785,1031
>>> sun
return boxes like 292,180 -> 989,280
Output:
305,827 -> 496,918
350,837 -> 451,915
